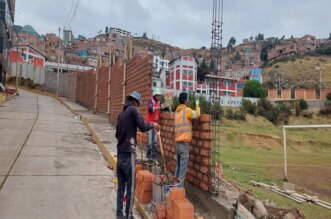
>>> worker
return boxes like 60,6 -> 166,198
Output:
146,88 -> 162,162
115,91 -> 159,219
174,92 -> 200,187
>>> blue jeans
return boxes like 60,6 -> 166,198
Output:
146,129 -> 158,160
175,142 -> 189,187
116,152 -> 136,218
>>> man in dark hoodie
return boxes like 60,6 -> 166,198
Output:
115,91 -> 159,219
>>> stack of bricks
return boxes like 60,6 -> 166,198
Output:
159,113 -> 212,191
154,204 -> 167,219
135,170 -> 153,204
166,188 -> 194,219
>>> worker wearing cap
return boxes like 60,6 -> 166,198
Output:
146,88 -> 162,162
174,92 -> 200,187
115,91 -> 159,219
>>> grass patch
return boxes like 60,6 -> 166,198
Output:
217,114 -> 331,219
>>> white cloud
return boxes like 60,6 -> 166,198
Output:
15,0 -> 331,49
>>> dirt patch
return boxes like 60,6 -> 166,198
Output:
265,206 -> 305,219
238,193 -> 305,219
240,133 -> 281,149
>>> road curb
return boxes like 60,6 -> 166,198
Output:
18,87 -> 150,219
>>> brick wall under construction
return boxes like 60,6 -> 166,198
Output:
96,67 -> 109,114
159,113 -> 212,191
109,54 -> 153,125
75,70 -> 96,109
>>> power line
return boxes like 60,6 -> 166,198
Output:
64,0 -> 76,29
67,0 -> 80,29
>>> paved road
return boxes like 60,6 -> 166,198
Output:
0,90 -> 120,219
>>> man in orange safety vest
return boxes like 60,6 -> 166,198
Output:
174,92 -> 200,187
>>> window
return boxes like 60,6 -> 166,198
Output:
187,70 -> 193,75
183,69 -> 188,75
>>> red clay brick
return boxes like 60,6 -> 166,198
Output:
202,123 -> 211,130
200,182 -> 209,191
200,149 -> 210,157
199,114 -> 211,122
200,165 -> 209,174
203,140 -> 212,149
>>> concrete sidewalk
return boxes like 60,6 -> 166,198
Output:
0,90 -> 140,219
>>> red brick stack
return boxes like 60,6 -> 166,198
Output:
159,113 -> 212,191
157,188 -> 194,219
136,170 -> 153,204
153,204 -> 167,219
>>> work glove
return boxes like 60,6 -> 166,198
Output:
195,99 -> 200,106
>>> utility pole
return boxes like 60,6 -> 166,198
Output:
56,27 -> 61,96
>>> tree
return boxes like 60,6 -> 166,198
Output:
234,51 -> 241,61
249,35 -> 254,41
197,59 -> 209,81
142,32 -> 147,39
227,37 -> 236,51
329,32 -> 331,40
105,26 -> 109,34
299,99 -> 308,110
255,33 -> 264,41
161,47 -> 166,57
260,46 -> 269,62
243,80 -> 266,98
209,59 -> 216,70
200,58 -> 208,70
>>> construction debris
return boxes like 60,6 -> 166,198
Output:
250,180 -> 331,210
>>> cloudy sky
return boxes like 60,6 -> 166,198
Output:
15,0 -> 331,49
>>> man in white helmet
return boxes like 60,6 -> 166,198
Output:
146,88 -> 162,162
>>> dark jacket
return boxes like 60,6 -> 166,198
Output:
116,101 -> 154,153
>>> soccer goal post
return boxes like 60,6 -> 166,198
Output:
282,124 -> 331,180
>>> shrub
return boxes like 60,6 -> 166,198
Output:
234,109 -> 246,121
225,108 -> 246,121
243,80 -> 266,98
276,103 -> 292,124
171,96 -> 179,112
295,102 -> 301,116
319,107 -> 331,115
242,99 -> 257,115
319,93 -> 331,115
299,99 -> 308,110
257,98 -> 273,116
225,108 -> 234,120
326,92 -> 331,101
302,111 -> 313,118
211,102 -> 224,120
265,108 -> 280,124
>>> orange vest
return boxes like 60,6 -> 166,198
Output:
175,107 -> 193,142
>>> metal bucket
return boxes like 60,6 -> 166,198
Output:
136,159 -> 156,172
151,175 -> 180,212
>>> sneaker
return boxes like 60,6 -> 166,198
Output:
153,159 -> 159,165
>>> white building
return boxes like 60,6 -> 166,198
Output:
168,56 -> 198,91
109,27 -> 131,37
152,55 -> 169,88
